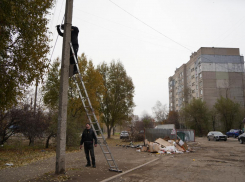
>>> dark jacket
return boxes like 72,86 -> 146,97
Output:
57,25 -> 79,46
80,128 -> 97,146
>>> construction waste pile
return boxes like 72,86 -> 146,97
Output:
138,138 -> 191,154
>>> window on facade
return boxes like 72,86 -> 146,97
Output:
192,82 -> 195,86
199,73 -> 202,78
191,75 -> 195,79
191,68 -> 194,72
192,90 -> 195,93
200,89 -> 203,95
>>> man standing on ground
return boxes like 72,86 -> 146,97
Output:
56,24 -> 79,76
80,123 -> 97,168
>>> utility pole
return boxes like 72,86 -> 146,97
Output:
55,0 -> 73,174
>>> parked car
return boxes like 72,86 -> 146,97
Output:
120,131 -> 129,139
238,133 -> 245,144
226,129 -> 242,138
207,131 -> 227,141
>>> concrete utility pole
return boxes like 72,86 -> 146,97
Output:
55,0 -> 73,174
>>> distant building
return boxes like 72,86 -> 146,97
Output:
169,47 -> 245,111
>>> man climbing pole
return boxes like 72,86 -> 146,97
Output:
56,24 -> 79,76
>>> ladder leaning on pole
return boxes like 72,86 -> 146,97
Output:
69,43 -> 122,172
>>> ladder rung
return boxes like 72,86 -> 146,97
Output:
107,159 -> 113,161
97,137 -> 103,139
104,152 -> 110,154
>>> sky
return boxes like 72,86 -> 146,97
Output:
48,0 -> 245,117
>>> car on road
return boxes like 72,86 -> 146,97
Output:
226,129 -> 242,138
238,133 -> 245,144
120,131 -> 129,139
207,131 -> 227,141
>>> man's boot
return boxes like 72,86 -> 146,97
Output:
85,164 -> 91,167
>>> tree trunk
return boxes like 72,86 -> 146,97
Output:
29,136 -> 34,146
107,125 -> 111,138
113,126 -> 116,136
46,134 -> 53,148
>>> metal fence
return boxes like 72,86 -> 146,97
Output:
145,128 -> 195,142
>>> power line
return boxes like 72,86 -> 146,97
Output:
109,0 -> 193,52
73,15 -> 187,52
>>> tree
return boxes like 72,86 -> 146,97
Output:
181,98 -> 209,136
98,61 -> 135,138
0,108 -> 22,145
42,59 -> 60,111
214,96 -> 241,132
18,107 -> 48,146
0,0 -> 54,112
152,101 -> 168,123
166,111 -> 180,129
42,54 -> 104,145
141,112 -> 155,128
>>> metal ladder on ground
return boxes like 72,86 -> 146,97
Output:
70,43 -> 122,172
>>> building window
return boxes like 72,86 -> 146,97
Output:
192,89 -> 195,93
191,75 -> 195,79
200,89 -> 203,95
192,82 -> 195,86
191,68 -> 194,72
199,73 -> 202,78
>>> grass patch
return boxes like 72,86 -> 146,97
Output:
0,144 -> 80,170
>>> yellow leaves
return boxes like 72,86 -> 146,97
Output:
0,147 -> 56,169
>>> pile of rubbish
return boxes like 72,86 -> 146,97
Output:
138,138 -> 191,154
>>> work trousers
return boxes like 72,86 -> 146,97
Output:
70,44 -> 79,72
84,145 -> 95,166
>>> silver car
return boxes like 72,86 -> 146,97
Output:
120,131 -> 129,139
207,131 -> 227,141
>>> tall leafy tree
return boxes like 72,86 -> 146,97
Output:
0,0 -> 54,112
181,98 -> 209,136
42,54 -> 104,145
166,111 -> 180,129
152,101 -> 168,123
98,61 -> 135,138
214,96 -> 240,132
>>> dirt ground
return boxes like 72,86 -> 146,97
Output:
0,137 -> 244,182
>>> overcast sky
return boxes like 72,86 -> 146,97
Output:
48,0 -> 245,117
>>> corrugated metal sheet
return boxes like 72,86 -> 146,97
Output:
145,129 -> 195,142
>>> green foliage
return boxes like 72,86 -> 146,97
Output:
181,98 -> 209,136
42,54 -> 104,145
214,96 -> 241,132
0,0 -> 54,112
42,59 -> 60,111
98,61 -> 135,138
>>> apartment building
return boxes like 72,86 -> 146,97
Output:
169,47 -> 245,111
